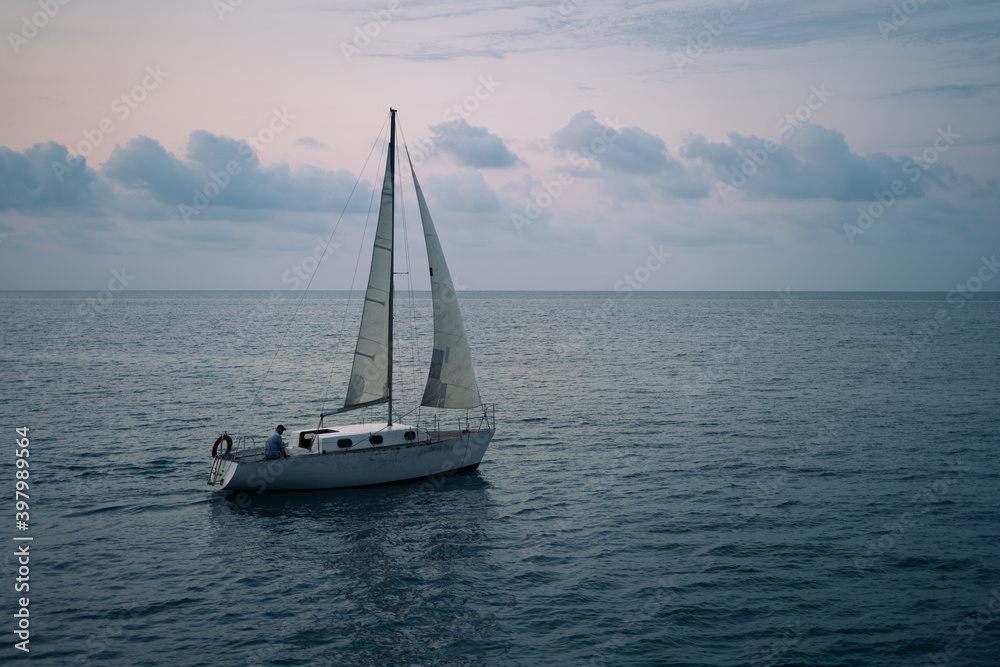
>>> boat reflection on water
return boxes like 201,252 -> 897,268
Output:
204,475 -> 501,664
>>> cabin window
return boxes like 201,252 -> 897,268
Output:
370,435 -> 383,445
337,439 -> 353,449
404,431 -> 416,441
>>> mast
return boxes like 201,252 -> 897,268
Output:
387,108 -> 396,426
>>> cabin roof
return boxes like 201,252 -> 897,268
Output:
290,423 -> 420,437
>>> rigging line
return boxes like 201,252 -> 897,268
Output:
320,135 -> 388,420
235,112 -> 391,442
394,122 -> 420,408
320,117 -> 392,419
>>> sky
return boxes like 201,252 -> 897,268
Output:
1,0 -> 998,291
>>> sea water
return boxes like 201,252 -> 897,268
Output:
1,290 -> 998,666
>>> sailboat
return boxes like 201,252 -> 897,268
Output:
208,109 -> 495,492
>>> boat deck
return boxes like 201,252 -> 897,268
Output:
218,428 -> 490,464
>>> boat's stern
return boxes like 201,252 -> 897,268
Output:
208,454 -> 236,488
208,446 -> 265,489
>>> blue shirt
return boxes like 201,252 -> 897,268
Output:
264,430 -> 286,459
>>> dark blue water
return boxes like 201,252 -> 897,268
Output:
1,291 -> 998,666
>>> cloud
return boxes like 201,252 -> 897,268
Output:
364,1 -> 1000,63
373,44 -> 509,62
185,130 -> 258,170
423,169 -> 501,213
552,111 -> 709,198
293,137 -> 328,149
429,119 -> 521,168
882,83 -> 1000,99
554,111 -> 667,174
0,142 -> 104,212
102,131 -> 367,217
598,0 -> 1000,55
684,124 -> 963,201
103,135 -> 205,204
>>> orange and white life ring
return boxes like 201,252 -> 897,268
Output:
212,433 -> 233,458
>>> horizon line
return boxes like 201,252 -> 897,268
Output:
3,289 -> 999,294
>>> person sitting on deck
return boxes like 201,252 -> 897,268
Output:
264,425 -> 287,460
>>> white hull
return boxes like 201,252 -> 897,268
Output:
209,427 -> 493,492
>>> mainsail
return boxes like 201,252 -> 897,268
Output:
407,152 -> 482,408
344,142 -> 394,410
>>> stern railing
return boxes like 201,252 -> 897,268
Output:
420,403 -> 496,439
208,435 -> 264,486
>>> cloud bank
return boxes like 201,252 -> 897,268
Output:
0,142 -> 103,212
0,116 -> 983,249
685,124 -> 963,202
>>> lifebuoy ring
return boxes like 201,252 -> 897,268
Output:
212,434 -> 233,458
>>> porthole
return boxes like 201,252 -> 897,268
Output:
370,435 -> 383,445
337,439 -> 353,448
404,431 -> 416,441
